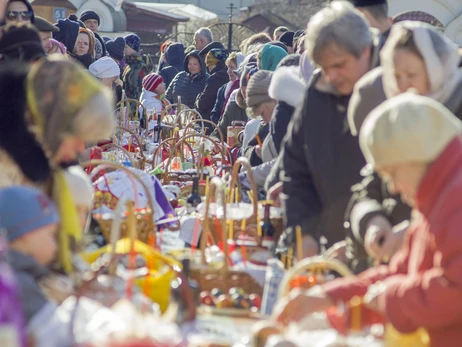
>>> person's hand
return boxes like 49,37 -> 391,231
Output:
273,287 -> 333,326
115,78 -> 123,87
364,215 -> 392,261
363,281 -> 387,313
325,241 -> 348,263
255,145 -> 262,159
267,182 -> 283,207
376,221 -> 409,263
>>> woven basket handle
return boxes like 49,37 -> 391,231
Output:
115,98 -> 147,132
175,109 -> 202,130
278,256 -> 353,298
155,137 -> 196,182
115,125 -> 146,162
201,177 -> 229,270
229,157 -> 258,220
99,143 -> 136,167
81,160 -> 156,220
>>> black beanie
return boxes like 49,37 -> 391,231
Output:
279,31 -> 294,48
53,18 -> 80,52
0,23 -> 44,62
80,10 -> 100,26
106,36 -> 125,61
3,0 -> 35,24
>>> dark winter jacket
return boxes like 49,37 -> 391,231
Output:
280,71 -> 366,248
195,62 -> 229,121
165,50 -> 208,108
122,54 -> 148,100
210,83 -> 227,124
9,249 -> 49,323
210,90 -> 248,140
159,42 -> 185,89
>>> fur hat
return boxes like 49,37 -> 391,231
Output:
142,73 -> 164,92
80,10 -> 100,26
124,33 -> 140,53
0,186 -> 59,242
246,69 -> 273,107
269,66 -> 305,107
360,93 -> 462,168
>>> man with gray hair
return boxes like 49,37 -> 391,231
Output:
277,1 -> 383,257
193,27 -> 213,51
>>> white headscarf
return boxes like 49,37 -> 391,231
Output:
381,21 -> 462,105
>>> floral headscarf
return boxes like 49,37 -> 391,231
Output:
26,55 -> 114,156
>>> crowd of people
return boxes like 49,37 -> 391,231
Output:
1,0 -> 462,345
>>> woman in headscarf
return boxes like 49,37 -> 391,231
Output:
343,21 -> 462,270
258,43 -> 288,71
0,55 -> 114,272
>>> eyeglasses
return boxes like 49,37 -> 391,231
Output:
7,11 -> 33,20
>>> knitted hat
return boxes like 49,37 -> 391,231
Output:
0,23 -> 45,62
199,41 -> 225,57
106,36 -> 124,61
246,69 -> 273,107
353,0 -> 387,7
124,33 -> 140,52
279,31 -> 294,47
0,186 -> 59,242
63,166 -> 93,209
360,93 -> 462,168
34,16 -> 59,32
89,56 -> 120,79
142,73 -> 164,92
240,62 -> 257,88
80,10 -> 100,26
205,48 -> 228,67
101,35 -> 111,43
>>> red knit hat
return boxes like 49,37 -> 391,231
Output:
142,73 -> 164,92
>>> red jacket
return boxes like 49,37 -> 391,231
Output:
323,137 -> 462,347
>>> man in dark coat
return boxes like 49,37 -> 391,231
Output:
278,1 -> 383,256
165,50 -> 208,108
159,42 -> 185,89
195,48 -> 229,128
353,0 -> 392,41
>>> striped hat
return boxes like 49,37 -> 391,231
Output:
142,73 -> 164,92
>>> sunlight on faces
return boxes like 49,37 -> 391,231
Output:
5,1 -> 30,24
188,55 -> 201,74
53,135 -> 87,164
155,82 -> 166,95
84,19 -> 98,32
74,32 -> 90,56
124,44 -> 136,56
250,100 -> 277,123
39,31 -> 52,51
377,163 -> 428,206
393,48 -> 430,95
10,224 -> 58,266
193,33 -> 206,51
227,62 -> 237,81
316,43 -> 371,95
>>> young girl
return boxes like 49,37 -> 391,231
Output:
139,73 -> 170,130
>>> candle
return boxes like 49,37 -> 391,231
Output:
296,225 -> 303,262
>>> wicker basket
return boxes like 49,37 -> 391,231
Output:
115,125 -> 147,170
191,176 -> 264,296
82,160 -> 156,245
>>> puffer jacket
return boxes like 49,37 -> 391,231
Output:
165,50 -> 208,108
159,42 -> 185,89
195,62 -> 229,121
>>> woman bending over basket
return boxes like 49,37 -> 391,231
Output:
274,93 -> 462,347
